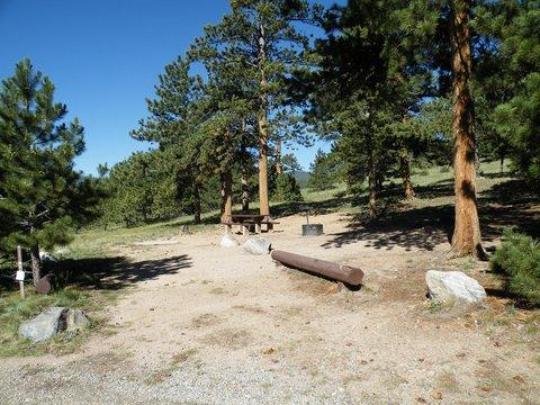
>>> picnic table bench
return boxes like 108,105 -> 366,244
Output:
221,214 -> 280,235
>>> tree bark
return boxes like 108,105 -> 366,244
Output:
258,22 -> 271,221
275,139 -> 283,176
221,170 -> 233,223
30,243 -> 41,287
240,135 -> 250,213
450,0 -> 485,258
400,148 -> 415,199
241,167 -> 250,213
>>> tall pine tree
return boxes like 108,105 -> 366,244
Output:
191,0 -> 317,221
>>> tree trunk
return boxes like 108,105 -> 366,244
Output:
400,148 -> 415,199
30,243 -> 41,287
193,182 -> 201,225
275,139 -> 283,176
221,170 -> 233,223
240,137 -> 250,213
258,22 -> 271,222
367,133 -> 377,218
241,169 -> 250,213
450,0 -> 485,258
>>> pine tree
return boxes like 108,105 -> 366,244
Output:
131,57 -> 207,224
191,0 -> 317,220
308,149 -> 341,191
274,173 -> 303,202
0,59 -> 94,284
313,0 -> 433,216
492,1 -> 540,184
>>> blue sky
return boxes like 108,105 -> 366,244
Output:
0,0 -> 339,174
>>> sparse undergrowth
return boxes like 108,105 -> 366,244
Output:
0,287 -> 112,357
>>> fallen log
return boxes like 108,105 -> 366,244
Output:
271,250 -> 364,286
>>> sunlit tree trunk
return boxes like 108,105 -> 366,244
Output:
258,23 -> 271,222
221,170 -> 233,223
241,172 -> 250,213
275,139 -> 283,176
450,0 -> 485,258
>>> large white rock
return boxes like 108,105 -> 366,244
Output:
426,270 -> 487,305
242,238 -> 272,255
220,234 -> 239,248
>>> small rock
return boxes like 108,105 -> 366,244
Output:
19,307 -> 67,343
242,238 -> 271,255
65,309 -> 90,333
431,391 -> 443,400
426,270 -> 487,306
513,375 -> 525,384
220,234 -> 239,248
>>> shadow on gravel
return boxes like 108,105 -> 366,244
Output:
322,205 -> 453,251
49,254 -> 192,290
322,179 -> 540,251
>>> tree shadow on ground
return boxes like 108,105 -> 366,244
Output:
322,205 -> 454,251
322,179 -> 540,251
382,179 -> 455,200
48,254 -> 192,291
484,286 -> 540,309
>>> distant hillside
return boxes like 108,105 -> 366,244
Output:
291,171 -> 311,188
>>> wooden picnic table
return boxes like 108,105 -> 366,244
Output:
221,214 -> 280,235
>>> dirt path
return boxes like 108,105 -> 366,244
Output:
0,213 -> 538,404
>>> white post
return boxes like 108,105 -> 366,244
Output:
17,246 -> 25,299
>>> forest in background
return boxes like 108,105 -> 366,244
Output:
1,0 -> 539,293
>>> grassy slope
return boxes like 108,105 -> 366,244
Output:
69,160 -> 510,257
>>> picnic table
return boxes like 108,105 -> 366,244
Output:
221,214 -> 280,235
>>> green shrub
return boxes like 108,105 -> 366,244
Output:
491,229 -> 540,305
273,174 -> 303,202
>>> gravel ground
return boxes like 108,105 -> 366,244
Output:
1,212 -> 538,404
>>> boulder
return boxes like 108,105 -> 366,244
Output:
220,234 -> 239,248
19,307 -> 90,343
19,307 -> 67,343
242,238 -> 271,255
65,309 -> 90,333
426,270 -> 487,306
